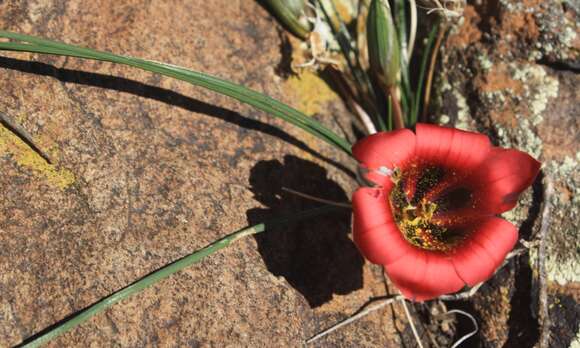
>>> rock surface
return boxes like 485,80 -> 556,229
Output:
2,0 -> 578,347
0,1 -> 410,346
433,0 -> 580,347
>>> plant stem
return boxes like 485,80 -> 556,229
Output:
411,22 -> 439,124
389,86 -> 405,130
421,23 -> 447,122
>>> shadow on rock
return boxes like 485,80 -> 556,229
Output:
0,56 -> 355,179
246,155 -> 363,308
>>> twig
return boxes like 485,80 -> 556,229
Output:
420,23 -> 447,122
520,239 -> 541,249
506,247 -> 529,260
401,298 -> 425,348
306,295 -> 404,344
282,187 -> 352,208
305,235 -> 542,343
420,0 -> 464,18
445,309 -> 478,348
438,282 -> 484,301
538,175 -> 554,348
0,111 -> 52,164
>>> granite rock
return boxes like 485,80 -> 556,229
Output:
433,0 -> 580,347
0,1 -> 411,346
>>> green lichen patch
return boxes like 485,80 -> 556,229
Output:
541,155 -> 580,285
511,63 -> 559,126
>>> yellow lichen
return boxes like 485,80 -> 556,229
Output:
333,0 -> 355,23
284,70 -> 338,116
0,124 -> 75,190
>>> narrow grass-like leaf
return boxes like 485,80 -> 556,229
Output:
394,0 -> 408,61
18,205 -> 343,348
393,0 -> 414,125
411,22 -> 439,124
0,31 -> 352,155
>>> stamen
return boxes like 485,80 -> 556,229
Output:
389,165 -> 467,252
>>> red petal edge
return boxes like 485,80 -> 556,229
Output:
352,187 -> 394,232
386,252 -> 465,301
451,217 -> 518,286
353,129 -> 416,186
352,187 -> 414,265
469,149 -> 541,214
415,123 -> 492,172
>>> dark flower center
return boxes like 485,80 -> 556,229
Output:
389,164 -> 472,252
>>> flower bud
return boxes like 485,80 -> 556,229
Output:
366,0 -> 400,88
263,0 -> 312,40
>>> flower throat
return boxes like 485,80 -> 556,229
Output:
389,165 -> 465,252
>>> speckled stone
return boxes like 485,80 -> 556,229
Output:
0,1 -> 410,347
434,1 -> 580,347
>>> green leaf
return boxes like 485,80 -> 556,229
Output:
0,31 -> 353,155
17,205 -> 343,347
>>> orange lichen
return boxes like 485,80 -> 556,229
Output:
447,5 -> 482,48
500,11 -> 540,41
489,109 -> 519,129
474,63 -> 524,94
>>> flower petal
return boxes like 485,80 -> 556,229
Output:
353,222 -> 412,265
415,123 -> 455,165
451,217 -> 518,286
385,249 -> 427,300
469,149 -> 541,214
352,187 -> 394,232
386,252 -> 465,301
415,123 -> 492,172
352,187 -> 414,265
353,129 -> 416,185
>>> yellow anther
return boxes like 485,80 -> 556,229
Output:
390,167 -> 403,184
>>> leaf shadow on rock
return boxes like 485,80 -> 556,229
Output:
246,155 -> 364,308
0,56 -> 355,179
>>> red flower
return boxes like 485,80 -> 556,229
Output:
352,124 -> 541,301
